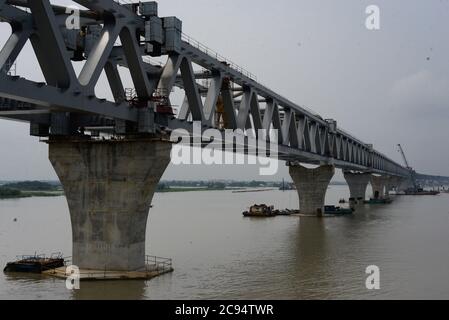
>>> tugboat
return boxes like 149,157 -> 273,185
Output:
3,253 -> 65,274
243,204 -> 276,217
324,205 -> 354,215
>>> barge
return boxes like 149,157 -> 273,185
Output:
402,190 -> 440,196
3,253 -> 65,273
243,204 -> 353,217
324,206 -> 354,215
243,204 -> 276,217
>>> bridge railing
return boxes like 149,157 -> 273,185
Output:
145,255 -> 173,273
54,255 -> 173,274
181,32 -> 258,82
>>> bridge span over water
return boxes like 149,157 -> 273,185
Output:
0,0 -> 448,273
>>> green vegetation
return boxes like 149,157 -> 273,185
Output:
156,181 -> 228,193
2,181 -> 60,191
0,181 -> 63,199
0,187 -> 24,199
0,179 -> 348,198
154,180 -> 347,193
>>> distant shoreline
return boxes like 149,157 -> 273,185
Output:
0,179 -> 349,200
156,187 -> 241,193
0,181 -> 64,200
0,191 -> 65,200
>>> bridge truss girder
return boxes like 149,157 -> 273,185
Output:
0,0 -> 419,177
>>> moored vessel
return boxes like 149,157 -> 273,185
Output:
3,253 -> 65,274
243,204 -> 276,217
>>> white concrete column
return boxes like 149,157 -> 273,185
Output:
343,171 -> 371,204
289,164 -> 335,217
49,138 -> 172,271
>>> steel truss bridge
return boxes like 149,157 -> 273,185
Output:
0,0 -> 447,184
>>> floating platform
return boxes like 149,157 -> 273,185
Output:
43,256 -> 174,281
44,266 -> 173,281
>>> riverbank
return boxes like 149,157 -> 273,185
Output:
0,181 -> 64,199
0,185 -> 240,199
0,189 -> 64,199
156,187 -> 244,193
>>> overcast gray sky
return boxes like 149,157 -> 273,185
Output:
0,0 -> 448,181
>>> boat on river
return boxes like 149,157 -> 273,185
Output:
3,253 -> 65,273
364,198 -> 393,204
243,204 -> 276,217
324,205 -> 354,215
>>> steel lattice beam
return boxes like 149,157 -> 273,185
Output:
0,0 -> 445,180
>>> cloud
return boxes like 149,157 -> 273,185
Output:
389,70 -> 449,118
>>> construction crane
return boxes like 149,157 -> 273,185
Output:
397,144 -> 419,191
397,144 -> 412,170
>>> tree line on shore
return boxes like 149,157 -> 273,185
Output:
0,181 -> 61,199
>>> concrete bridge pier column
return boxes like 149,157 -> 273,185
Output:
397,177 -> 413,192
388,177 -> 400,193
288,164 -> 335,217
49,137 -> 172,272
371,175 -> 388,199
343,171 -> 371,205
384,177 -> 398,198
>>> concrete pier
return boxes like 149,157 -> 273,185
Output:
49,137 -> 172,272
397,177 -> 414,192
289,164 -> 335,217
384,176 -> 399,197
343,171 -> 371,204
371,175 -> 388,199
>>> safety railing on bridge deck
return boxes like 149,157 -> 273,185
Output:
112,0 -> 257,81
181,32 -> 258,82
114,0 -> 139,5
337,127 -> 367,145
110,1 -> 320,120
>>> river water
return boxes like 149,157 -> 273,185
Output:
1,186 -> 449,300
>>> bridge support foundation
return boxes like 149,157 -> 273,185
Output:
385,177 -> 398,197
49,137 -> 172,271
397,177 -> 414,192
289,164 -> 335,217
371,175 -> 389,199
343,171 -> 371,205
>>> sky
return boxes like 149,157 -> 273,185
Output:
0,0 -> 448,181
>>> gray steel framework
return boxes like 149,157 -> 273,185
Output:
0,0 -> 447,182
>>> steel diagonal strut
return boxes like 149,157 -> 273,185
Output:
0,0 -> 446,180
